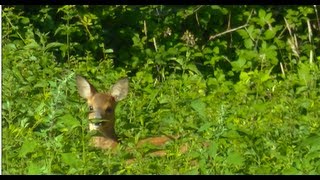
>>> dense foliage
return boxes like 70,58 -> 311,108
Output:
2,5 -> 320,174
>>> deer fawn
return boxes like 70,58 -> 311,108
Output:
76,75 -> 182,157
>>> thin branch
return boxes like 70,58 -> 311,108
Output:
209,9 -> 253,41
209,24 -> 248,41
284,17 -> 292,37
280,62 -> 285,77
314,5 -> 320,32
153,37 -> 158,52
144,20 -> 148,37
193,5 -> 204,13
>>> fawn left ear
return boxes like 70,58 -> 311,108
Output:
76,75 -> 97,99
110,78 -> 129,102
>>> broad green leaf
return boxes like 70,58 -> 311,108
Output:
34,80 -> 48,88
24,41 -> 40,49
105,48 -> 114,53
237,29 -> 248,38
258,9 -> 266,19
27,162 -> 45,175
244,38 -> 254,49
231,57 -> 246,71
179,46 -> 189,52
20,17 -> 30,24
203,47 -> 212,54
18,140 -> 37,157
45,42 -> 64,51
298,63 -> 311,84
198,122 -> 212,132
61,153 -> 82,168
186,63 -> 201,75
213,46 -> 220,54
260,72 -> 270,82
193,52 -> 203,57
301,134 -> 320,147
207,143 -> 218,158
264,29 -> 276,40
58,114 -> 80,129
226,151 -> 244,166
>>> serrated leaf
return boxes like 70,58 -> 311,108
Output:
190,99 -> 207,120
34,80 -> 48,88
19,140 -> 37,157
203,47 -> 212,54
61,153 -> 81,168
239,71 -> 250,81
296,86 -> 308,95
260,72 -> 270,82
24,41 -> 40,49
226,151 -> 244,166
258,9 -> 266,19
298,63 -> 311,84
244,38 -> 254,49
58,114 -> 80,129
208,143 -> 218,158
212,46 -> 220,54
186,63 -> 201,75
27,162 -> 44,175
198,122 -> 212,132
264,29 -> 276,40
231,57 -> 246,71
265,13 -> 273,21
4,43 -> 17,51
237,29 -> 248,38
301,134 -> 320,147
223,130 -> 241,138
172,58 -> 183,67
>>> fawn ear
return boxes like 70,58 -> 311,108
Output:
110,78 -> 129,102
76,75 -> 97,99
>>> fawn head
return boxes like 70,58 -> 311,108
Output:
76,75 -> 129,141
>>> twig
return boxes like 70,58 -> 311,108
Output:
209,24 -> 248,41
284,17 -> 292,37
144,20 -> 147,37
193,5 -> 203,13
314,5 -> 320,32
307,18 -> 314,64
209,9 -> 253,41
153,37 -> 158,52
280,62 -> 285,77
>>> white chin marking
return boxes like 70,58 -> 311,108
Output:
89,123 -> 99,131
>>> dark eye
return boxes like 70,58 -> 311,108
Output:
105,107 -> 113,113
89,106 -> 93,111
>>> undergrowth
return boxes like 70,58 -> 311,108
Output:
2,5 -> 320,174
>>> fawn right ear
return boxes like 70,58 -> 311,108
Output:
76,75 -> 97,99
110,78 -> 129,102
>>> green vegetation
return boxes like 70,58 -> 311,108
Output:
2,5 -> 320,175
